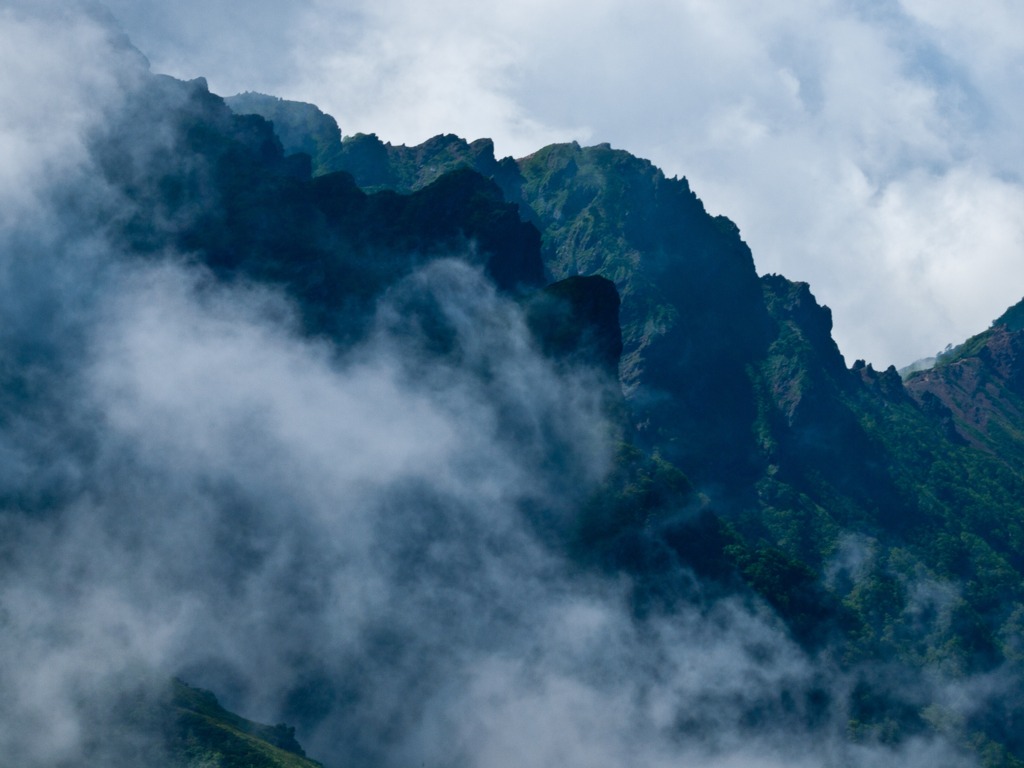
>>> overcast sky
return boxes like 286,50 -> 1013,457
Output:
101,0 -> 1024,367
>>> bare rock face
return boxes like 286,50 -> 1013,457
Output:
905,319 -> 1024,452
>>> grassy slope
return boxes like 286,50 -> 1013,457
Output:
166,680 -> 323,768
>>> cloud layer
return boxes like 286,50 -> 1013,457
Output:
101,0 -> 1024,366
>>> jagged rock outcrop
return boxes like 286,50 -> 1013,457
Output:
905,304 -> 1024,456
333,132 -> 522,196
225,92 -> 344,176
99,76 -> 545,342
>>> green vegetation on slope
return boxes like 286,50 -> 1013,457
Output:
166,680 -> 323,768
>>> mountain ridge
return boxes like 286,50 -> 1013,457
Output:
6,59 -> 1024,766
218,87 -> 1024,762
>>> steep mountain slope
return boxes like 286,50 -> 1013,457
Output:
8,46 -> 1024,765
514,142 -> 773,485
260,118 -> 1024,761
905,299 -> 1024,460
750,277 -> 1024,669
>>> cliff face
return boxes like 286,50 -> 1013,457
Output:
514,142 -> 774,487
905,314 -> 1024,457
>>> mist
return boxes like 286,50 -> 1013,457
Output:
0,6 -> 987,768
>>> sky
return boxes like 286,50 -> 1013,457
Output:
97,0 -> 1024,368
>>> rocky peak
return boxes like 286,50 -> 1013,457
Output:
225,91 -> 343,176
